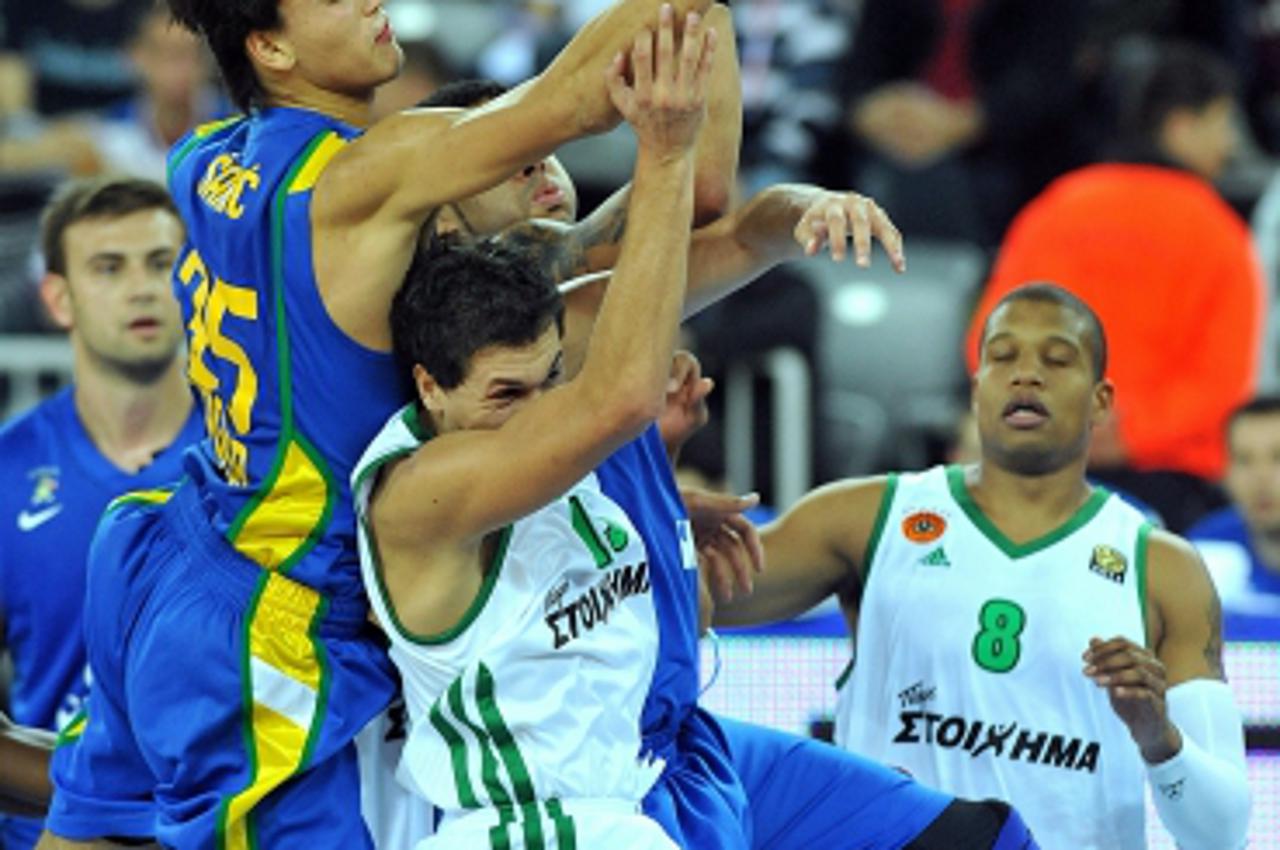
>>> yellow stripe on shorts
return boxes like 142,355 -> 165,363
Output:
219,572 -> 329,850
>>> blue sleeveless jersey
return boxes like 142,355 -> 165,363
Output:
0,388 -> 201,849
595,426 -> 701,742
167,108 -> 407,603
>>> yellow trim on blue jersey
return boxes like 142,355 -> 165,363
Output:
220,572 -> 327,850
195,116 -> 243,139
55,709 -> 88,747
287,132 -> 347,195
231,439 -> 330,571
106,486 -> 176,514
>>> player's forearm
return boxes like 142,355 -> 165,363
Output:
1145,679 -> 1250,849
0,720 -> 53,816
691,4 -> 740,225
542,0 -> 716,137
684,183 -> 822,315
579,148 -> 697,424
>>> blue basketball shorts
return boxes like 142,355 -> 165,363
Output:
45,480 -> 397,850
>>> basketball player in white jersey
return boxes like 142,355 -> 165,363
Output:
714,283 -> 1251,850
353,12 -> 713,847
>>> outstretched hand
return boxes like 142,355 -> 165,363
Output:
605,3 -> 717,158
794,191 -> 906,272
682,487 -> 764,602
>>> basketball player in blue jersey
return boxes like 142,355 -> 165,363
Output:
0,177 -> 203,850
714,285 -> 1250,849
41,1 -> 728,848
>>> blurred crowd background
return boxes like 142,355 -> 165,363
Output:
4,0 -> 1280,608
6,5 -> 1280,843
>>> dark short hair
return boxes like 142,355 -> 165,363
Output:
1126,42 -> 1236,143
979,283 -> 1108,380
40,177 -> 180,277
418,78 -> 508,110
391,237 -> 564,390
1228,395 -> 1280,435
166,0 -> 282,113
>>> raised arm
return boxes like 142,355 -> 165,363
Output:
713,476 -> 887,627
374,8 -> 714,550
314,0 -> 716,348
1083,531 -> 1250,850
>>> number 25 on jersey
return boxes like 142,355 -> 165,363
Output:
178,249 -> 259,486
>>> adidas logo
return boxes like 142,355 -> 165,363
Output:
919,547 -> 951,568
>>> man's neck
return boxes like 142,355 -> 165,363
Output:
267,85 -> 374,129
73,356 -> 194,474
149,96 -> 199,149
966,458 -> 1095,544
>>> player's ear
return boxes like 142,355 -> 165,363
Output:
1090,378 -> 1115,427
245,27 -> 295,76
39,273 -> 73,331
413,363 -> 447,422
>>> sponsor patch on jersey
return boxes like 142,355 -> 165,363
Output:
1088,545 -> 1128,584
918,546 -> 951,568
902,510 -> 947,544
26,465 -> 60,505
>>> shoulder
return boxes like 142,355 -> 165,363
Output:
0,391 -> 65,456
1146,528 -> 1216,611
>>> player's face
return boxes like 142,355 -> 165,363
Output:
130,12 -> 208,109
50,209 -> 185,381
275,0 -> 403,98
1226,413 -> 1280,533
451,156 -> 579,236
973,300 -> 1112,476
427,324 -> 565,433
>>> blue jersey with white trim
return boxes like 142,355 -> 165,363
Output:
167,107 -> 407,603
0,387 -> 201,848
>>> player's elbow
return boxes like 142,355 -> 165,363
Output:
692,173 -> 732,227
591,388 -> 666,440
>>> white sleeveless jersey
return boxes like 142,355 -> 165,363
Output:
353,406 -> 667,848
836,465 -> 1153,850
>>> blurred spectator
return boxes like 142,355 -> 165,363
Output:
94,7 -> 229,181
0,0 -> 151,117
1188,396 -> 1280,604
476,1 -> 570,86
1245,0 -> 1280,154
370,37 -> 453,121
731,0 -> 853,192
0,8 -> 228,182
837,0 -> 1088,246
966,42 -> 1264,532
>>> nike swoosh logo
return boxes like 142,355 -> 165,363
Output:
17,505 -> 63,532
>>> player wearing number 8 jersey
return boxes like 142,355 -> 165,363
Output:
714,283 -> 1251,850
42,0 -> 720,847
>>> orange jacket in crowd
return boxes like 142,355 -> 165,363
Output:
965,162 -> 1266,480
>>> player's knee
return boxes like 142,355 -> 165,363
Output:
906,798 -> 1037,850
